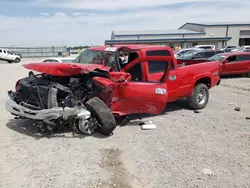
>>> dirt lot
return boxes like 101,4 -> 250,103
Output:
0,58 -> 249,188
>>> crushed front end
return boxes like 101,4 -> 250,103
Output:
5,71 -> 117,135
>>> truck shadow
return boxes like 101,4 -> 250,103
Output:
117,99 -> 192,126
6,119 -> 108,139
220,75 -> 248,79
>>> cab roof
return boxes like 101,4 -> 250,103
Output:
89,45 -> 172,51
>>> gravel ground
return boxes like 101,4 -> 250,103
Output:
0,58 -> 249,188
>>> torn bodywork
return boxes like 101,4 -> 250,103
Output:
5,65 -> 125,135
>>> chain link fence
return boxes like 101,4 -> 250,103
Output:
0,46 -> 67,58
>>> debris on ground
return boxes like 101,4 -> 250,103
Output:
234,107 -> 241,112
194,110 -> 200,114
202,168 -> 215,176
246,117 -> 250,120
228,103 -> 234,105
140,121 -> 157,130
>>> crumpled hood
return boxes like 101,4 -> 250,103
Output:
23,62 -> 111,76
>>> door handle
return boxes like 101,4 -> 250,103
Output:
169,75 -> 176,81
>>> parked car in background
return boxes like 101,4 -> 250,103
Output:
194,45 -> 216,50
231,45 -> 250,52
176,49 -> 224,66
242,49 -> 250,52
209,52 -> 250,77
43,57 -> 75,63
0,49 -> 21,63
178,49 -> 224,60
174,48 -> 198,58
220,46 -> 238,52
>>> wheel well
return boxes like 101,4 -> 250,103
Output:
195,77 -> 211,88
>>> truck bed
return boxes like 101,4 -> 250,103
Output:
177,58 -> 213,66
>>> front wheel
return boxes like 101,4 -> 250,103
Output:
85,97 -> 116,136
187,83 -> 209,110
15,58 -> 21,63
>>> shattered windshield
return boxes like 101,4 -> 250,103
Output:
208,54 -> 226,62
73,49 -> 117,69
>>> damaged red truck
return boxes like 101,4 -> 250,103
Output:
5,45 -> 221,136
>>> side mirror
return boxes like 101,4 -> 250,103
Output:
223,60 -> 228,64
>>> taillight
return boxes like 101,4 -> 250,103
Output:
15,80 -> 20,91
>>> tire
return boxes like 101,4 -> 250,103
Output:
187,83 -> 209,110
85,97 -> 116,136
8,61 -> 12,64
15,58 -> 21,63
247,71 -> 250,78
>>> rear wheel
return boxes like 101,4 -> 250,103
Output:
187,83 -> 209,110
85,97 -> 116,136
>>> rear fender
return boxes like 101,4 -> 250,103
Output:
189,74 -> 212,96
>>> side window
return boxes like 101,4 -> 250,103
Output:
193,52 -> 205,58
192,43 -> 198,47
3,50 -> 6,53
126,63 -> 142,81
226,55 -> 236,62
146,49 -> 173,70
148,61 -> 168,74
146,50 -> 171,56
0,49 -> 2,53
205,51 -> 215,58
237,55 -> 250,61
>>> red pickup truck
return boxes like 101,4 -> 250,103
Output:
178,52 -> 250,77
5,45 -> 220,135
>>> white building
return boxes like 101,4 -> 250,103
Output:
105,22 -> 250,49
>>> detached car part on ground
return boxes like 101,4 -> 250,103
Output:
5,45 -> 221,136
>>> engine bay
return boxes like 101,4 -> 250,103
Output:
12,70 -> 110,111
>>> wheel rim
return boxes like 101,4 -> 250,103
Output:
197,88 -> 207,105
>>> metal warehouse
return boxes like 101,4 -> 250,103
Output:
105,22 -> 250,48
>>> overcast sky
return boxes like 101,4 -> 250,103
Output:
0,0 -> 250,47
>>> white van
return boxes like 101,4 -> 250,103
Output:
0,49 -> 21,63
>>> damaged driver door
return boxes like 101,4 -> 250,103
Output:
112,56 -> 170,116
